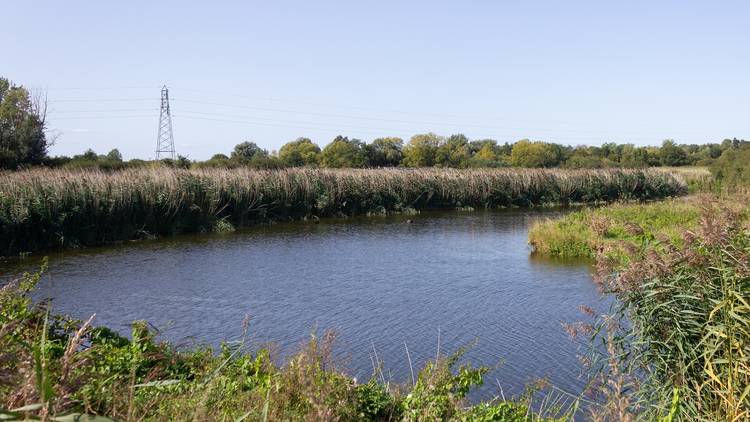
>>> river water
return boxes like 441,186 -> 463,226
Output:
0,209 -> 605,400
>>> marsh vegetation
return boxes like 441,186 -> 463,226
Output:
0,167 -> 685,256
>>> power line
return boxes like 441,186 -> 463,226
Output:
52,115 -> 156,120
49,108 -> 159,114
173,115 -> 388,136
42,85 -> 161,91
170,98 -> 675,138
48,98 -> 155,103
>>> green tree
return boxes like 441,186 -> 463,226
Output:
402,133 -> 443,167
468,140 -> 508,168
367,137 -> 403,167
710,144 -> 750,188
659,139 -> 689,166
563,146 -> 610,168
106,148 -> 123,162
320,136 -> 366,168
279,137 -> 321,167
510,140 -> 561,168
435,134 -> 471,168
175,155 -> 191,169
231,141 -> 268,162
0,77 -> 49,169
619,144 -> 651,168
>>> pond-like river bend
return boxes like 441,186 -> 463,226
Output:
0,209 -> 607,400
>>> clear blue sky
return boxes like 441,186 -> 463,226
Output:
4,1 -> 748,159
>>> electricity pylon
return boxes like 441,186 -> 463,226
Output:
155,85 -> 175,160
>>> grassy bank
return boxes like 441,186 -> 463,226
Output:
0,167 -> 685,256
0,266 -> 568,421
528,196 -> 704,259
655,166 -> 714,193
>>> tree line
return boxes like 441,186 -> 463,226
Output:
46,135 -> 749,173
2,76 -> 748,176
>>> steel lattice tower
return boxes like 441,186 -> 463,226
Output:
155,85 -> 175,160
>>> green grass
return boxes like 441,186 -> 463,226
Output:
528,197 -> 704,259
0,167 -> 686,256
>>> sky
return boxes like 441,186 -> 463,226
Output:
3,1 -> 748,160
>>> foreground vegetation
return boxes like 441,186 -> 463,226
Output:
0,266 -> 567,421
574,196 -> 750,420
0,167 -> 685,256
530,190 -> 750,420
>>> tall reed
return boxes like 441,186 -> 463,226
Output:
0,167 -> 686,255
586,197 -> 750,420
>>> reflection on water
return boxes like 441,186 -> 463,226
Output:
0,209 -> 605,400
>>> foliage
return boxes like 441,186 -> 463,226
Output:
0,167 -> 686,255
320,136 -> 366,168
279,137 -> 321,167
710,143 -> 750,189
402,133 -> 442,167
367,137 -> 403,167
581,197 -> 750,420
0,78 -> 49,169
510,140 -> 562,168
658,139 -> 689,166
435,134 -> 471,168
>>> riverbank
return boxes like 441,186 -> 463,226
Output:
528,196 -> 701,259
528,194 -> 748,259
0,167 -> 685,256
559,194 -> 750,420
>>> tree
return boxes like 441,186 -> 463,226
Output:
320,136 -> 366,168
619,144 -> 650,168
0,77 -> 50,169
435,134 -> 471,168
231,141 -> 268,161
659,139 -> 689,166
106,148 -> 123,162
710,144 -> 750,188
279,137 -> 321,167
563,147 -> 610,168
402,133 -> 442,167
175,155 -> 191,169
366,137 -> 403,167
510,140 -> 561,168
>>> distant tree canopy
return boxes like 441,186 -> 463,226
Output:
367,137 -> 403,167
41,136 -> 749,175
279,137 -> 321,167
231,141 -> 268,161
0,78 -> 49,169
402,133 -> 443,167
510,140 -> 562,168
710,139 -> 750,187
320,136 -> 367,168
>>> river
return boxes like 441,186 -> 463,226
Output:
0,209 -> 605,401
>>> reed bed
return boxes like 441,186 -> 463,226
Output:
583,197 -> 750,420
0,167 -> 686,255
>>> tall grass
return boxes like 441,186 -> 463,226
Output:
0,167 -> 685,255
565,196 -> 750,420
655,166 -> 714,193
